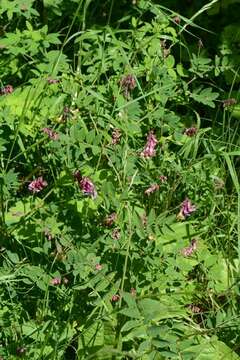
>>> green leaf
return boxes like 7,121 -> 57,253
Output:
191,87 -> 219,108
183,337 -> 240,359
138,298 -> 186,322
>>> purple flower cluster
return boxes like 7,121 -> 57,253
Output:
222,98 -> 237,108
120,74 -> 136,98
184,127 -> 197,137
42,127 -> 59,140
178,198 -> 196,220
159,175 -> 167,183
111,128 -> 121,145
0,84 -> 13,95
47,78 -> 60,84
111,294 -> 120,302
111,228 -> 120,240
44,228 -> 53,241
95,263 -> 102,271
28,177 -> 48,193
145,183 -> 159,196
140,131 -> 158,158
187,303 -> 202,313
74,171 -> 97,199
50,277 -> 61,285
50,277 -> 68,286
181,239 -> 197,257
173,16 -> 181,24
104,212 -> 117,227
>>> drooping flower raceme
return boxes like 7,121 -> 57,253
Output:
95,263 -> 102,271
111,128 -> 121,145
140,131 -> 158,158
28,177 -> 48,193
80,177 -> 97,199
111,294 -> 120,302
178,198 -> 196,220
144,183 -> 159,196
184,127 -> 197,137
120,74 -> 136,98
104,212 -> 117,227
159,175 -> 167,183
222,98 -> 237,108
47,78 -> 60,84
74,171 -> 97,199
0,85 -> 13,95
181,239 -> 197,257
50,277 -> 61,286
42,127 -> 59,140
187,303 -> 202,313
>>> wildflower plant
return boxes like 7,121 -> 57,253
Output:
0,0 -> 240,359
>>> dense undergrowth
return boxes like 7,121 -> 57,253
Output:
1,0 -> 240,359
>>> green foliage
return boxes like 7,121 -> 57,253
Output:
0,0 -> 240,359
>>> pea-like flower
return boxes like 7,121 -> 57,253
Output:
42,127 -> 59,140
0,85 -> 13,95
111,294 -> 120,302
50,277 -> 61,286
144,183 -> 159,196
104,212 -> 117,227
95,263 -> 102,271
184,127 -> 197,137
120,74 -> 136,98
181,239 -> 197,257
47,78 -> 60,84
140,131 -> 158,158
74,171 -> 97,199
111,128 -> 121,145
177,198 -> 196,220
28,177 -> 48,193
159,175 -> 167,183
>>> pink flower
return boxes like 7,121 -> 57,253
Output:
95,263 -> 102,271
0,84 -> 13,95
74,171 -> 97,199
223,98 -> 237,108
184,127 -> 197,137
50,277 -> 61,286
159,175 -> 167,183
44,228 -> 53,241
187,303 -> 202,313
144,183 -> 159,196
140,131 -> 158,158
47,78 -> 59,84
73,170 -> 82,182
111,128 -> 121,145
111,294 -> 120,302
111,228 -> 120,240
42,127 -> 59,140
178,198 -> 196,219
28,177 -> 48,193
181,239 -> 197,257
80,177 -> 97,199
173,16 -> 181,24
120,74 -> 136,90
104,212 -> 117,227
120,74 -> 136,98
